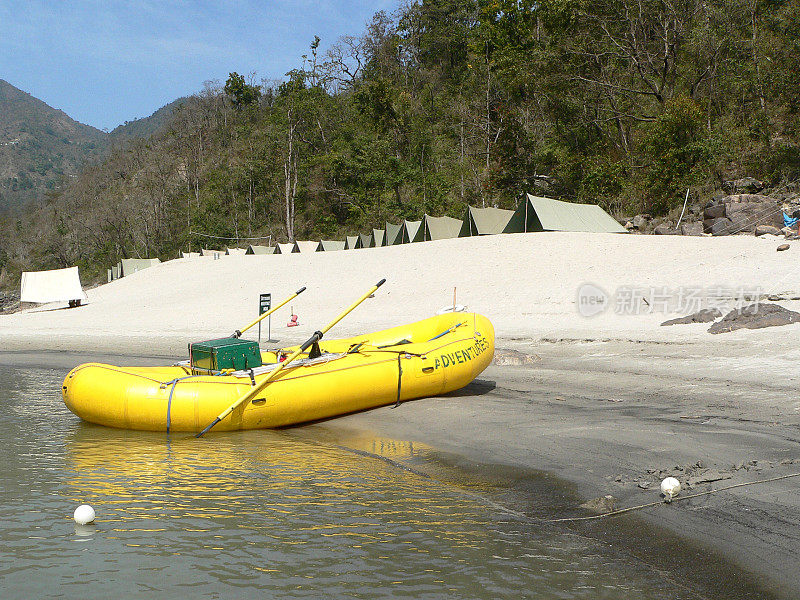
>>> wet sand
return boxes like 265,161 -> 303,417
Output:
303,338 -> 800,599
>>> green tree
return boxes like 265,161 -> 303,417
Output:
224,72 -> 261,108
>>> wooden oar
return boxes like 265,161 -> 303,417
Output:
196,278 -> 386,437
231,286 -> 306,338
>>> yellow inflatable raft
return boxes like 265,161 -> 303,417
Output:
62,312 -> 494,432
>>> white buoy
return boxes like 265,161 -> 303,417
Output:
73,504 -> 96,525
660,477 -> 681,503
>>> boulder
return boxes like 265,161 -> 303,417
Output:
704,203 -> 727,219
680,222 -> 704,236
580,495 -> 617,514
754,225 -> 782,237
722,194 -> 783,233
781,227 -> 799,240
723,177 -> 764,194
708,303 -> 800,334
632,214 -> 652,230
709,217 -> 734,236
653,223 -> 681,235
777,243 -> 790,251
661,308 -> 722,326
493,349 -> 539,366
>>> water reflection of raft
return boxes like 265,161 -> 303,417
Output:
62,313 -> 494,432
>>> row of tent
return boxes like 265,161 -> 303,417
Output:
106,194 -> 626,277
187,195 -> 626,257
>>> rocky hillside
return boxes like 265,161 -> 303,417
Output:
0,79 -> 182,211
0,79 -> 107,210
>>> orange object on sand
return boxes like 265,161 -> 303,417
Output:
287,314 -> 299,327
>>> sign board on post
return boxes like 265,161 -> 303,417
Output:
259,294 -> 272,314
259,293 -> 272,343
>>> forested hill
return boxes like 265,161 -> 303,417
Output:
0,79 -> 106,210
0,79 -> 186,212
1,0 -> 799,287
109,98 -> 189,142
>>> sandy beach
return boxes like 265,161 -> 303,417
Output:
3,231 -> 800,597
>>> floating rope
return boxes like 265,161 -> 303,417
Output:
545,470 -> 800,523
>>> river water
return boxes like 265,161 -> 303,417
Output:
0,361 -> 747,598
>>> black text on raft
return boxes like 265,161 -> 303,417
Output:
432,336 -> 489,370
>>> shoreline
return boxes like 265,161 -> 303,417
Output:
301,339 -> 800,599
4,335 -> 799,598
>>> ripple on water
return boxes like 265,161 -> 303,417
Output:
0,365 -> 697,599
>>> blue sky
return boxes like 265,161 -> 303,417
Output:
0,1 -> 395,131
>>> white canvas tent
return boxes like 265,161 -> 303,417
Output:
20,266 -> 87,304
181,251 -> 200,259
292,240 -> 319,253
225,247 -> 246,255
200,248 -> 223,257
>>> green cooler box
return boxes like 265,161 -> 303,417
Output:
190,338 -> 262,372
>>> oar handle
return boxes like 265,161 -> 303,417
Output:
233,286 -> 306,337
196,279 -> 385,437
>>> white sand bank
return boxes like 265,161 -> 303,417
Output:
2,232 -> 800,354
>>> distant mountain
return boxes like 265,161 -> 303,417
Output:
0,79 -> 184,211
0,79 -> 107,210
110,97 -> 187,141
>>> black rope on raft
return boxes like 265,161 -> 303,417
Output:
393,353 -> 403,408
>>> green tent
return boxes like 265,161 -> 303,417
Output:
274,243 -> 295,254
459,206 -> 515,236
317,240 -> 346,252
508,194 -> 627,233
400,220 -> 422,243
372,229 -> 386,247
359,233 -> 374,248
345,236 -> 361,250
413,214 -> 464,242
245,245 -> 274,255
119,258 -> 161,277
384,222 -> 402,245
